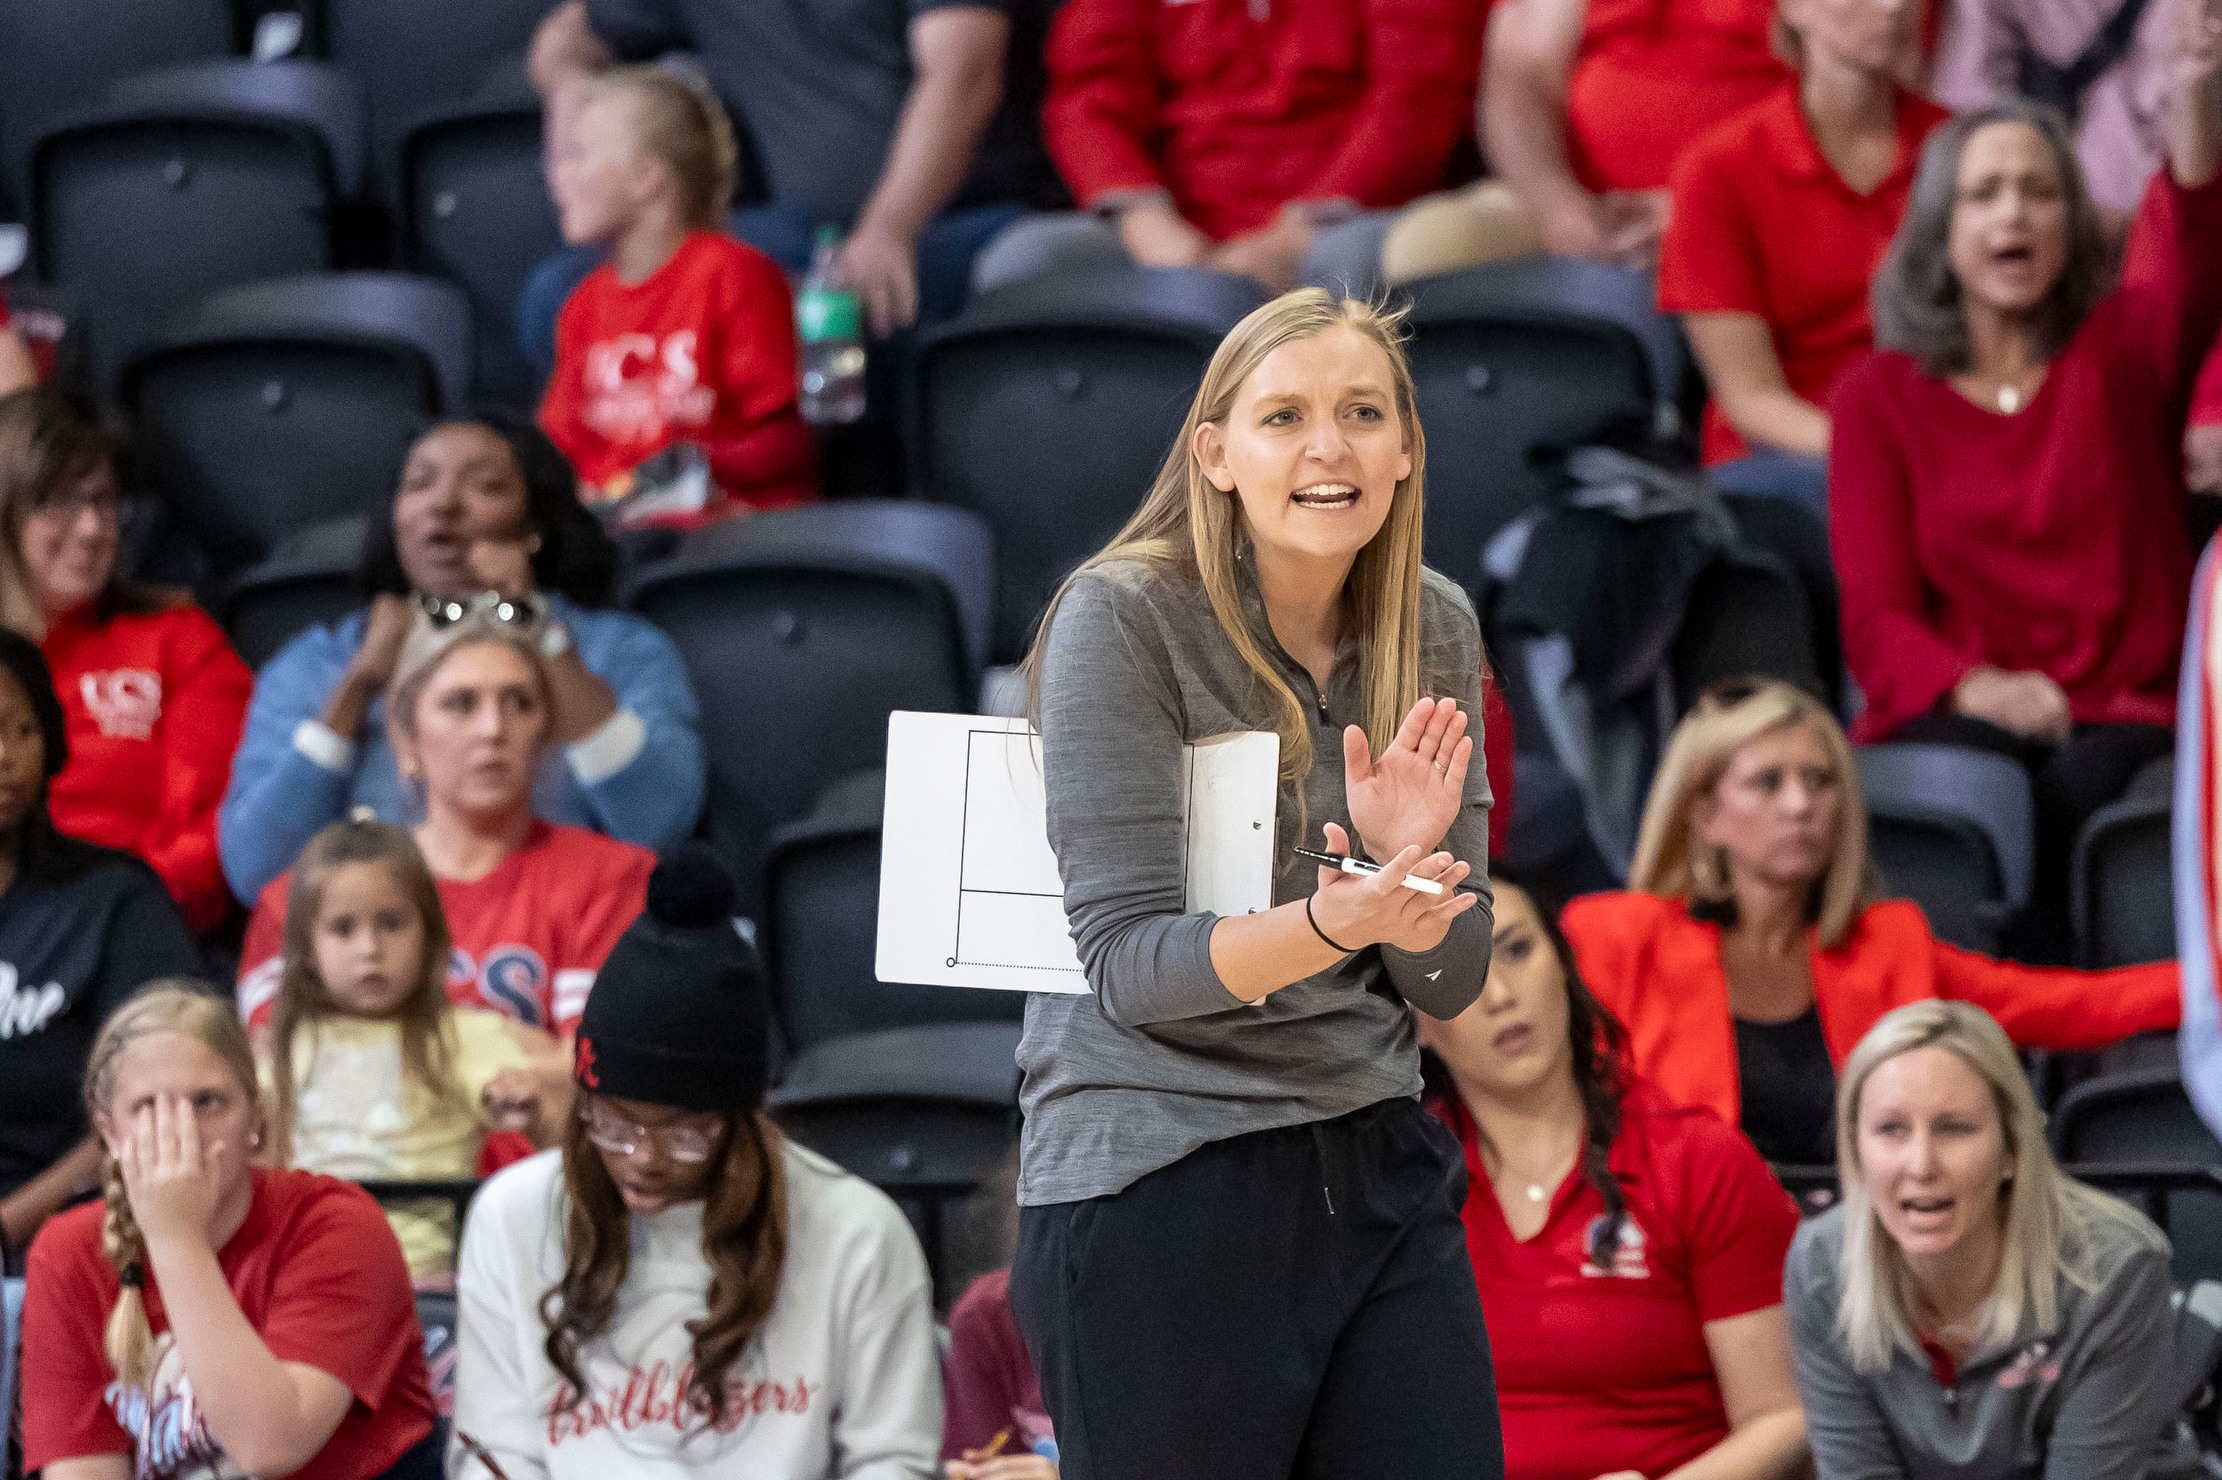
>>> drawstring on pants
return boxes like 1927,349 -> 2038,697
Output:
1310,1121 -> 1335,1215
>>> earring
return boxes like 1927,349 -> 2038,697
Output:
249,1130 -> 262,1149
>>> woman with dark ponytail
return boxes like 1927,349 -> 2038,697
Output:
1420,875 -> 1807,1480
452,847 -> 939,1479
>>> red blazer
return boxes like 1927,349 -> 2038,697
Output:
43,602 -> 251,932
1561,892 -> 2180,1128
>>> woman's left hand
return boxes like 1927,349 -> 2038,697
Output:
481,1069 -> 543,1136
116,1096 -> 225,1252
1344,697 -> 1473,862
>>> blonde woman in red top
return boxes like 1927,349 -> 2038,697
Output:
538,64 -> 814,528
1561,680 -> 2178,1166
0,388 -> 251,933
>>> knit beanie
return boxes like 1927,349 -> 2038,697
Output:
572,845 -> 769,1113
0,628 -> 68,777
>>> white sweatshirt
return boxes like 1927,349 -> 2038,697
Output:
451,1145 -> 941,1480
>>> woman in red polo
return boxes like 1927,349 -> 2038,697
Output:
1658,0 -> 1945,506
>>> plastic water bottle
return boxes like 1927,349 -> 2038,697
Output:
797,226 -> 867,425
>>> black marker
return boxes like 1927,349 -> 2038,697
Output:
1294,846 -> 1481,896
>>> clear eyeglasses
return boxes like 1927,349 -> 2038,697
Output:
579,1101 -> 719,1163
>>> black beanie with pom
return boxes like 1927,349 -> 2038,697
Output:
572,844 -> 769,1113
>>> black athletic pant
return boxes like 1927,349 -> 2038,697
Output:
1010,1097 -> 1504,1480
1893,713 -> 2173,963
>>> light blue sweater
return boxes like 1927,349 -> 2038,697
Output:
218,596 -> 705,901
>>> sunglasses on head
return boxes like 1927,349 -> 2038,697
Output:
417,590 -> 546,630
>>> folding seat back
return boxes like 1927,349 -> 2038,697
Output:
217,515 -> 369,667
2074,795 -> 2174,968
1405,255 -> 1687,593
122,272 -> 469,575
2052,1069 -> 2222,1282
911,268 -> 1267,662
0,0 -> 236,217
32,61 -> 367,384
399,82 -> 560,407
623,501 -> 990,911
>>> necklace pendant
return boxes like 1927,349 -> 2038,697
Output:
1525,1184 -> 1545,1202
1997,385 -> 2020,414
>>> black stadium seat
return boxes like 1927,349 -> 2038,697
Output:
0,0 -> 236,219
763,773 -> 1022,1296
122,272 -> 469,578
2073,794 -> 2174,968
399,80 -> 561,408
622,500 -> 991,911
217,514 -> 369,667
1404,255 -> 1689,592
910,267 -> 1267,662
2050,1068 -> 2222,1283
312,0 -> 557,201
31,60 -> 367,384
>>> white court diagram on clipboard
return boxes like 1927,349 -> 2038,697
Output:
877,712 -> 1279,993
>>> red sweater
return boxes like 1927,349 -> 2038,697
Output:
1830,171 -> 2222,740
539,231 -> 816,525
43,602 -> 251,931
1043,0 -> 1486,241
1562,892 -> 2180,1127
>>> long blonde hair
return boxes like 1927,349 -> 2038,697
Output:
265,816 -> 460,1167
1834,1000 -> 2164,1370
1022,289 -> 1431,799
83,985 -> 261,1390
1629,678 -> 1875,947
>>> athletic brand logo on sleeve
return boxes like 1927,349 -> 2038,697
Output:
80,669 -> 162,739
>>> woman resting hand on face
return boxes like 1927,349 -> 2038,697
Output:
18,986 -> 439,1480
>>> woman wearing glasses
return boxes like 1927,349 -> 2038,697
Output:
219,411 -> 705,905
235,602 -> 652,1111
452,846 -> 941,1479
1561,679 -> 2178,1168
0,387 -> 252,933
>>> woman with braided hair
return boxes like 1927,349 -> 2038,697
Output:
1420,875 -> 1808,1480
18,984 -> 438,1480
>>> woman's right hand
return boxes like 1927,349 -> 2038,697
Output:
1307,821 -> 1477,955
1950,665 -> 2071,744
347,593 -> 417,694
116,1096 -> 225,1254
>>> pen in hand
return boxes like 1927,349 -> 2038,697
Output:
1294,846 -> 1482,896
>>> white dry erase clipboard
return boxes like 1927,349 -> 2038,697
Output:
875,712 -> 1279,992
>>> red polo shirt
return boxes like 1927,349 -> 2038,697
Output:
1431,1080 -> 1799,1480
1564,0 -> 1788,194
1660,85 -> 1950,465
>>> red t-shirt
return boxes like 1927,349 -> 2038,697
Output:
1830,171 -> 2222,739
1043,0 -> 1487,241
237,820 -> 654,1033
21,1166 -> 436,1480
43,602 -> 253,932
1431,1082 -> 1799,1480
1565,0 -> 1788,194
942,1269 -> 1056,1461
539,230 -> 816,525
1660,85 -> 1950,465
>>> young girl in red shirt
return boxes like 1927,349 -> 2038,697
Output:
21,985 -> 439,1480
539,64 -> 815,528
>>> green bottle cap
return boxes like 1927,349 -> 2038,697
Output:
798,287 -> 861,343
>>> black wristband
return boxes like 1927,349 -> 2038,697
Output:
1306,892 -> 1356,955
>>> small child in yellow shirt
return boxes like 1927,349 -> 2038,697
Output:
257,815 -> 561,1285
